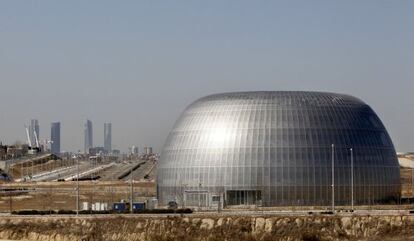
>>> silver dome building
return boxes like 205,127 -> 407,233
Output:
157,91 -> 400,207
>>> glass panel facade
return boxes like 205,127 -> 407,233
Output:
157,91 -> 401,206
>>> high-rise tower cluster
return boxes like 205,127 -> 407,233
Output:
25,119 -> 61,155
84,120 -> 113,155
23,119 -> 113,155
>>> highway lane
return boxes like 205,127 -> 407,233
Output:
98,161 -> 148,181
122,161 -> 155,180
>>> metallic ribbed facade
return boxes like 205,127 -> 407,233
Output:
157,91 -> 400,207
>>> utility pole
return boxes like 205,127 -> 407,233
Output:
331,144 -> 335,212
76,157 -> 80,216
350,148 -> 354,211
182,183 -> 187,209
91,158 -> 94,208
130,165 -> 134,214
198,182 -> 202,211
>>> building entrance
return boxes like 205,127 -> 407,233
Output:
226,190 -> 261,206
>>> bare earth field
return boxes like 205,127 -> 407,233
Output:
401,167 -> 414,198
0,181 -> 155,212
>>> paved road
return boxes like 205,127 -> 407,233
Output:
98,160 -> 152,181
98,162 -> 137,181
122,161 -> 155,180
16,161 -> 100,182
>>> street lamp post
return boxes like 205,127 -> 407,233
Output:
350,148 -> 354,211
91,158 -> 94,208
331,144 -> 335,212
76,157 -> 79,216
198,182 -> 202,211
182,183 -> 188,209
130,164 -> 134,214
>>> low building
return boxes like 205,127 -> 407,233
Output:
0,144 -> 7,160
89,147 -> 106,156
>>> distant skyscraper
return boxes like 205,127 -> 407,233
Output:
144,147 -> 153,155
29,119 -> 40,146
130,145 -> 138,155
84,120 -> 93,154
51,122 -> 60,155
104,123 -> 112,153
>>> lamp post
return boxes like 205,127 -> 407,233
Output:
76,156 -> 79,216
331,144 -> 335,212
182,183 -> 188,209
130,165 -> 134,214
198,182 -> 202,211
350,148 -> 354,211
91,158 -> 94,208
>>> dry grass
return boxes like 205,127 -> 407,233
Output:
3,215 -> 414,241
0,181 -> 156,212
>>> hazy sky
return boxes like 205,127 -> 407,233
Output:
0,1 -> 413,153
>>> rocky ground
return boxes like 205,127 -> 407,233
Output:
1,214 -> 414,241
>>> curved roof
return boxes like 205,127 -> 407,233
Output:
192,91 -> 365,108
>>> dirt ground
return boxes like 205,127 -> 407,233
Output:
401,167 -> 414,197
2,215 -> 414,241
0,181 -> 156,212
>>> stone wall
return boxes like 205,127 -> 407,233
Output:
1,214 -> 414,241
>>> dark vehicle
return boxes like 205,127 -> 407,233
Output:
167,201 -> 178,209
132,202 -> 146,211
113,202 -> 126,212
